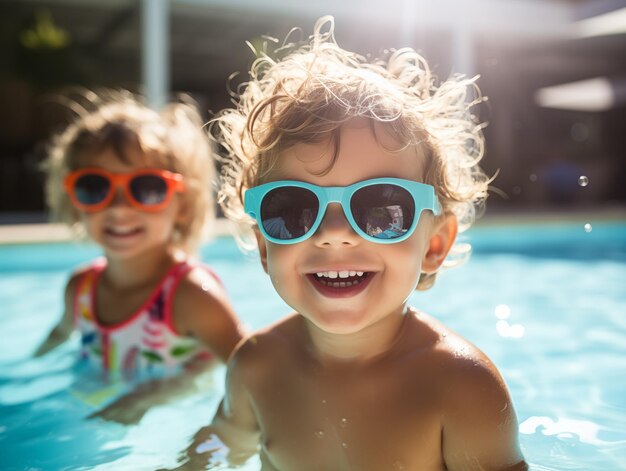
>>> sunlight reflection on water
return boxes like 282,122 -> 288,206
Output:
1,224 -> 625,470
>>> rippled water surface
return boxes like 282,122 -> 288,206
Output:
1,222 -> 624,470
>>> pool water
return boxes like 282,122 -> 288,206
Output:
0,221 -> 625,470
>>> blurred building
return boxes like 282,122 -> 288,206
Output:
0,0 -> 625,221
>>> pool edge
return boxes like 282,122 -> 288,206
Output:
1,208 -> 625,245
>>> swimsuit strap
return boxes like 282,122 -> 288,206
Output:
72,258 -> 106,327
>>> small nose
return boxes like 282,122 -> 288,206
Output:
108,184 -> 131,209
313,203 -> 360,247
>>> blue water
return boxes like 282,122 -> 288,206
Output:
0,221 -> 625,470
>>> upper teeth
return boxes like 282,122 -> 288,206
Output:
110,227 -> 136,235
316,271 -> 364,279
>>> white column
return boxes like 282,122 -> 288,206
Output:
451,25 -> 475,78
401,0 -> 418,47
141,0 -> 170,109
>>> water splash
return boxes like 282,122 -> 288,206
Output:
519,416 -> 626,447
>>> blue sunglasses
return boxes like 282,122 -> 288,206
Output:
244,177 -> 441,244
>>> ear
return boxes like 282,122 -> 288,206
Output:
421,213 -> 458,274
253,227 -> 269,274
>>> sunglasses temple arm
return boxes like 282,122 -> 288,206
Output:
434,198 -> 442,215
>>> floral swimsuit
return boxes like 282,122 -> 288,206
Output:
73,258 -> 214,380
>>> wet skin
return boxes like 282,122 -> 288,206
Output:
180,120 -> 526,471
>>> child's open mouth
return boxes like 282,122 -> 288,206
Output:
307,270 -> 373,298
105,227 -> 143,238
314,271 -> 368,287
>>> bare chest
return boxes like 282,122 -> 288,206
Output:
252,365 -> 445,471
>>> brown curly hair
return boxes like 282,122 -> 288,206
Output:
213,16 -> 490,289
44,90 -> 215,254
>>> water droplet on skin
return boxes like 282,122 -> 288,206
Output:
342,442 -> 348,449
584,223 -> 592,233
578,176 -> 589,187
315,431 -> 325,438
201,282 -> 211,291
321,399 -> 327,405
393,461 -> 405,470
340,418 -> 348,427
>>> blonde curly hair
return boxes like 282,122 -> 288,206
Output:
45,90 -> 215,254
213,16 -> 490,289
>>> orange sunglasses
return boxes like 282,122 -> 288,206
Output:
64,167 -> 186,212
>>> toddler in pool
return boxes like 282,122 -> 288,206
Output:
181,17 -> 527,471
36,92 -> 245,420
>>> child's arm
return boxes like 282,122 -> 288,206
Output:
89,358 -> 212,425
442,356 -> 528,471
33,273 -> 79,357
173,338 -> 260,469
173,267 -> 245,362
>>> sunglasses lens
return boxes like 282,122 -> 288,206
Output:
129,175 -> 168,206
261,187 -> 319,240
74,174 -> 111,206
351,184 -> 415,240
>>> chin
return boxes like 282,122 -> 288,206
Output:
103,245 -> 145,260
307,309 -> 373,335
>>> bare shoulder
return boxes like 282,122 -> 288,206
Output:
64,260 -> 103,303
173,266 -> 232,330
65,269 -> 83,297
173,264 -> 244,362
428,322 -> 509,403
412,311 -> 511,409
175,264 -> 229,305
412,311 -> 526,470
227,314 -> 303,382
409,310 -> 495,368
63,268 -> 90,314
231,313 -> 302,363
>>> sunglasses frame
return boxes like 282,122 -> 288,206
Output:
244,177 -> 441,245
64,167 -> 185,212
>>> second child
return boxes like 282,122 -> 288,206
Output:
37,94 -> 244,390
